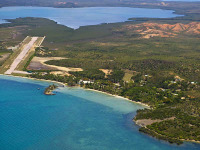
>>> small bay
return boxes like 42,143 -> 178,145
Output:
0,7 -> 182,29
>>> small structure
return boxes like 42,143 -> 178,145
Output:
79,80 -> 94,84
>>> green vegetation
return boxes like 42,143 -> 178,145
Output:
70,69 -> 105,80
139,127 -> 183,145
123,70 -> 134,82
17,37 -> 44,71
0,49 -> 11,66
0,36 -> 32,73
23,17 -> 199,144
30,73 -> 79,86
107,70 -> 124,83
135,100 -> 200,144
23,53 -> 35,71
1,2 -> 200,144
0,25 -> 25,66
44,84 -> 58,95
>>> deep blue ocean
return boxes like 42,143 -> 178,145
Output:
0,7 -> 182,29
0,75 -> 200,150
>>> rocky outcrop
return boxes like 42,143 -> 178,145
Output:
44,84 -> 57,95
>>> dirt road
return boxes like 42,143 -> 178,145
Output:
28,57 -> 83,72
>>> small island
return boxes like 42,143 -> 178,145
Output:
44,84 -> 58,95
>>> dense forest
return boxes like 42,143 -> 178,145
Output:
0,1 -> 200,144
25,17 -> 200,144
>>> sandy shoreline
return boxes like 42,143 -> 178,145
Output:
0,74 -> 150,108
0,74 -> 66,87
2,74 -> 200,144
85,88 -> 150,108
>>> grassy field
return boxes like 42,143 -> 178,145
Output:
123,70 -> 135,82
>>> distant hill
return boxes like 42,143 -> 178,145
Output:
0,0 -> 76,7
0,0 -> 158,8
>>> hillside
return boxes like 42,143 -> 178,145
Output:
116,22 -> 200,39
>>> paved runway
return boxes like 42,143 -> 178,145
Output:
5,37 -> 38,74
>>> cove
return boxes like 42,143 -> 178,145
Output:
0,7 -> 182,29
0,75 -> 200,149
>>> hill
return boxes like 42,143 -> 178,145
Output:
116,22 -> 200,39
0,0 -> 159,8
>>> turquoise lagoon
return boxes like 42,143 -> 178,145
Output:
0,75 -> 200,150
0,7 -> 182,29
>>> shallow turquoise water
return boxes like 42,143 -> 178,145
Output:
0,7 -> 182,29
0,75 -> 200,150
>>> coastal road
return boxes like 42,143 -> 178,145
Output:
5,37 -> 38,75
